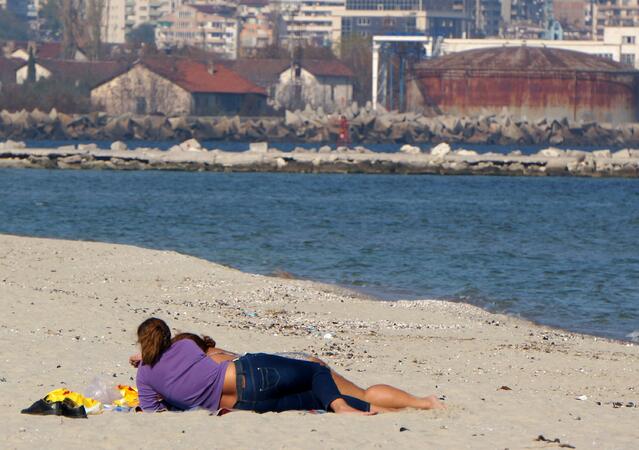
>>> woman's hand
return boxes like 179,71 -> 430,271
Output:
129,353 -> 142,368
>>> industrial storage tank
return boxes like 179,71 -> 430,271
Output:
407,46 -> 639,123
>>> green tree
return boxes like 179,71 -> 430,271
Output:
335,35 -> 372,104
40,0 -> 63,36
0,10 -> 29,40
126,24 -> 156,47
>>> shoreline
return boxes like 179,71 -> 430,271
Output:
303,279 -> 639,345
1,234 -> 637,448
1,141 -> 639,177
4,230 -> 637,344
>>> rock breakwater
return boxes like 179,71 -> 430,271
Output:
2,107 -> 639,146
1,140 -> 638,177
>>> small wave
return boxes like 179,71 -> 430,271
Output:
626,330 -> 639,342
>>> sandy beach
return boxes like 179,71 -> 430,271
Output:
0,234 -> 637,449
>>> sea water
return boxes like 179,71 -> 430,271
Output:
24,139 -> 625,155
0,169 -> 637,341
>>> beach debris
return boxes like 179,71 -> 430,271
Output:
497,385 -> 512,391
399,427 -> 410,432
575,395 -> 588,401
613,402 -> 623,408
323,333 -> 333,340
535,435 -> 575,448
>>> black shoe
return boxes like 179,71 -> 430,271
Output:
21,398 -> 63,416
21,398 -> 88,418
60,398 -> 87,419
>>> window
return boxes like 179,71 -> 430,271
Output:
135,97 -> 147,114
623,35 -> 636,44
621,53 -> 636,66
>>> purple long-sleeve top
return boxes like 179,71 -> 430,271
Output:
136,339 -> 230,412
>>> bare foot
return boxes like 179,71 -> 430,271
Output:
419,395 -> 446,410
330,398 -> 378,415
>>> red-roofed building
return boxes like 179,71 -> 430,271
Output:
15,59 -> 127,86
90,58 -> 268,116
226,58 -> 354,111
0,57 -> 23,88
2,41 -> 88,62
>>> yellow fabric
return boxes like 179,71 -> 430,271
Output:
113,385 -> 139,408
43,385 -> 138,414
45,388 -> 103,414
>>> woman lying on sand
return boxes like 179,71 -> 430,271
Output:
132,317 -> 444,414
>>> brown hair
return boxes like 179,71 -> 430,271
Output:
137,317 -> 171,366
172,332 -> 216,353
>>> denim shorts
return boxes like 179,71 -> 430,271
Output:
233,353 -> 369,413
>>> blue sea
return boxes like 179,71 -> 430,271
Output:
1,168 -> 637,342
24,139 -> 625,155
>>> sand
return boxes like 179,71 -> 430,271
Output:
0,234 -> 637,449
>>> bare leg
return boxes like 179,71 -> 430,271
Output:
329,398 -> 377,415
362,385 -> 444,410
307,357 -> 444,410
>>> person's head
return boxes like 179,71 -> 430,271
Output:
172,332 -> 216,353
137,317 -> 171,366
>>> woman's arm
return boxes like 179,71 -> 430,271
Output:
136,373 -> 169,412
129,353 -> 142,368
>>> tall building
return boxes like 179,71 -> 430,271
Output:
553,0 -> 588,30
100,0 -> 184,44
475,0 -> 502,36
131,0 -> 182,26
102,0 -> 128,44
334,0 -> 427,46
592,0 -> 639,38
274,0 -> 344,48
155,3 -> 239,59
424,0 -> 474,37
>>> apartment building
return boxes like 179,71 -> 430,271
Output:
604,25 -> 639,66
274,0 -> 344,48
155,4 -> 239,59
102,0 -> 128,44
101,0 -> 183,44
237,0 -> 274,56
592,0 -> 639,38
131,0 -> 181,26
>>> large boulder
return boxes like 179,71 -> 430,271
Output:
455,149 -> 478,156
430,142 -> 451,157
399,144 -> 421,154
538,148 -> 563,158
592,149 -> 611,159
249,142 -> 268,153
179,138 -> 204,152
612,149 -> 632,159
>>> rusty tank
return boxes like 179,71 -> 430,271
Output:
407,46 -> 639,122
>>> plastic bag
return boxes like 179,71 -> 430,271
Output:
83,375 -> 120,404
